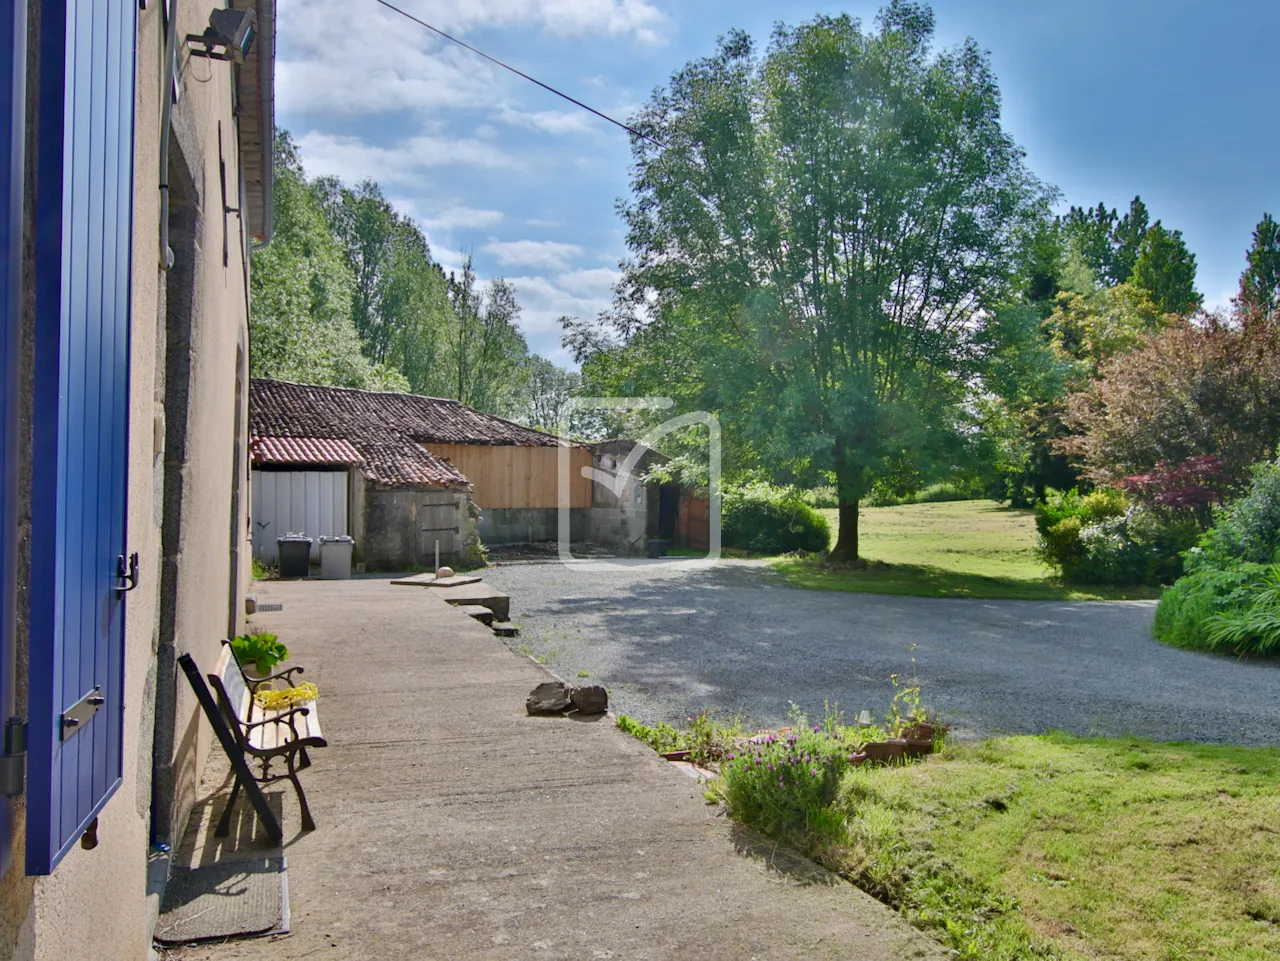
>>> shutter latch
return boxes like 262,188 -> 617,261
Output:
1,717 -> 26,797
116,552 -> 140,595
61,688 -> 105,740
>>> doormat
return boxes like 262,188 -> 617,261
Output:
154,856 -> 289,945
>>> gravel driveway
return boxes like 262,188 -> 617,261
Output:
485,559 -> 1280,745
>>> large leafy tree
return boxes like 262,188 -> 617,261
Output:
1130,221 -> 1201,315
316,178 -> 458,394
602,4 -> 1045,559
443,262 -> 531,416
1058,196 -> 1148,288
519,353 -> 582,432
249,133 -> 408,390
1239,212 -> 1280,318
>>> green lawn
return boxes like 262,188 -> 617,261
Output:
771,499 -> 1160,600
830,735 -> 1280,960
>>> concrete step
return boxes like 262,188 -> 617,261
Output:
434,582 -> 510,620
455,604 -> 494,626
491,621 -> 519,637
390,572 -> 483,588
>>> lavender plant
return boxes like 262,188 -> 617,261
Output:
721,728 -> 860,840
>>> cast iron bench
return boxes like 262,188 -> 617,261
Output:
178,641 -> 327,840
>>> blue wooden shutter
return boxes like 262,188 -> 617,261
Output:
26,0 -> 136,876
0,0 -> 28,878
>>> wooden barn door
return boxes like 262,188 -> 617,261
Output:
416,493 -> 459,561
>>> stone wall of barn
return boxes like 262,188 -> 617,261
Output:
360,485 -> 477,571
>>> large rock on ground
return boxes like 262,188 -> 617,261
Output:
570,684 -> 608,715
526,680 -> 571,715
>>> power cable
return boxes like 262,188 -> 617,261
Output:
371,0 -> 666,148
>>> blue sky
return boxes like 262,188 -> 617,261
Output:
278,0 -> 1280,367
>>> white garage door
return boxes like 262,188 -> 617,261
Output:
252,470 -> 348,564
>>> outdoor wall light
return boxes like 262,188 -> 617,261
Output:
186,8 -> 256,64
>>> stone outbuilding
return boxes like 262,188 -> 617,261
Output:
249,379 -> 605,569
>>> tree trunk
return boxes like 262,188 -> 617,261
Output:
829,495 -> 860,562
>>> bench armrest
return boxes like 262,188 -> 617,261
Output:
244,705 -> 311,731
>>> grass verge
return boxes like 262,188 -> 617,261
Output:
729,733 -> 1280,959
772,500 -> 1160,600
618,707 -> 1280,958
826,734 -> 1280,959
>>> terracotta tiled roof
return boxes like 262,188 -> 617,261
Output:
250,436 -> 363,466
249,379 -> 576,489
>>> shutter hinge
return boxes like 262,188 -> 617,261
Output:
1,717 -> 27,797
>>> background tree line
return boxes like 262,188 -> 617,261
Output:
562,2 -> 1280,563
249,131 -> 581,429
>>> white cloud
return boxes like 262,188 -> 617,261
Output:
506,273 -> 615,366
483,238 -> 584,270
412,0 -> 667,43
497,106 -> 597,136
278,0 -> 664,119
1204,286 -> 1237,314
557,267 -> 620,297
425,236 -> 470,276
278,5 -> 500,116
294,131 -> 519,187
421,206 -> 506,231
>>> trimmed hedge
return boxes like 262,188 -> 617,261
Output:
722,483 -> 831,555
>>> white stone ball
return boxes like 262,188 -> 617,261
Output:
437,565 -> 455,579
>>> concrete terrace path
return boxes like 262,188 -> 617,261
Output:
170,578 -> 944,961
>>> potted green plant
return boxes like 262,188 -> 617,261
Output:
230,632 -> 289,677
881,647 -> 945,758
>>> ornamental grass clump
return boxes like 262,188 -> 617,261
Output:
720,728 -> 857,844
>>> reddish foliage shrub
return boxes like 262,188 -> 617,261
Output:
1057,313 -> 1280,487
1119,455 -> 1230,513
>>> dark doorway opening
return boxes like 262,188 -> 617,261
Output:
658,484 -> 680,544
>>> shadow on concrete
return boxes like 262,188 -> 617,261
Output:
173,766 -> 291,870
729,823 -> 840,887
